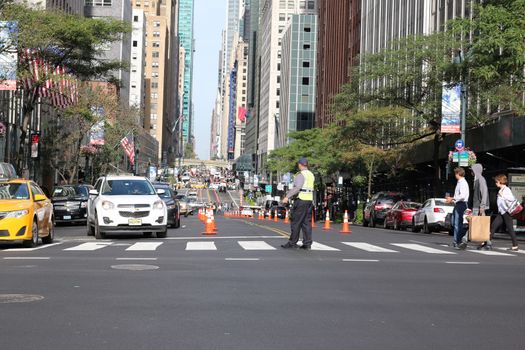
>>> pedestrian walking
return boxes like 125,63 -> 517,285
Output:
281,157 -> 315,250
471,164 -> 489,216
479,174 -> 519,251
446,167 -> 470,250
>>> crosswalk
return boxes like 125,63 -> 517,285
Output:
1,240 -> 523,258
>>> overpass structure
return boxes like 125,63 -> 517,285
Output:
179,159 -> 231,169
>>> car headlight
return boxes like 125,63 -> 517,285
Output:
167,204 -> 177,210
153,200 -> 165,210
80,202 -> 87,208
101,200 -> 114,210
4,210 -> 29,218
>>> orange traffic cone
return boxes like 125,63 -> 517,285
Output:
311,209 -> 317,228
274,211 -> 279,222
202,216 -> 216,235
211,212 -> 218,232
340,210 -> 352,234
323,210 -> 331,231
284,210 -> 290,224
259,211 -> 265,221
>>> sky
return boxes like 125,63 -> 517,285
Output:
193,0 -> 226,160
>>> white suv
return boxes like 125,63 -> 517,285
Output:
87,175 -> 167,239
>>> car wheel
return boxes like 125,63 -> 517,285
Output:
94,216 -> 105,239
412,219 -> 420,233
423,218 -> 431,234
42,218 -> 55,244
87,220 -> 95,236
371,215 -> 376,228
23,220 -> 39,248
174,214 -> 181,229
144,232 -> 153,238
157,230 -> 167,238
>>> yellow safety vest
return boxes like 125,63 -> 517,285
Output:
297,170 -> 315,201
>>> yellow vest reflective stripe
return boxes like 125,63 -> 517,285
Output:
298,170 -> 315,201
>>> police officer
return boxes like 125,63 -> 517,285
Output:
281,157 -> 315,250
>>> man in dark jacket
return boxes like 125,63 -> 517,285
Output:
471,164 -> 489,216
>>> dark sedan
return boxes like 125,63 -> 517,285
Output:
153,183 -> 181,228
52,184 -> 93,224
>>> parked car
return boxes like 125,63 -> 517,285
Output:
363,192 -> 408,227
270,205 -> 287,219
383,201 -> 421,230
87,175 -> 167,239
153,182 -> 180,228
412,198 -> 455,233
51,184 -> 94,224
444,208 -> 474,236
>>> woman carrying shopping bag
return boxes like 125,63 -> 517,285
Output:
480,174 -> 520,251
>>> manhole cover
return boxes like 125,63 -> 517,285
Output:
0,294 -> 44,304
111,264 -> 159,271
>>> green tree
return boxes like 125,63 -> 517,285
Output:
0,4 -> 130,173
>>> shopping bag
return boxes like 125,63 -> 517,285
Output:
468,216 -> 491,242
508,200 -> 524,218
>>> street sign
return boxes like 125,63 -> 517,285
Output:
455,139 -> 465,152
459,151 -> 469,167
265,185 -> 272,193
452,152 -> 459,163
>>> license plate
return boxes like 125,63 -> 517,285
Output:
128,218 -> 142,226
63,215 -> 71,220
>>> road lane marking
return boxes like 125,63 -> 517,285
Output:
497,248 -> 525,255
186,242 -> 217,250
311,242 -> 340,251
64,242 -> 112,251
468,250 -> 515,257
238,241 -> 276,250
342,259 -> 379,262
4,257 -> 50,260
116,258 -> 158,261
225,258 -> 260,261
126,242 -> 163,251
445,261 -> 480,265
3,242 -> 63,252
165,235 -> 282,240
240,220 -> 290,238
342,242 -> 398,253
391,243 -> 456,255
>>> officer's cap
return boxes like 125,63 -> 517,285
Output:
298,157 -> 308,166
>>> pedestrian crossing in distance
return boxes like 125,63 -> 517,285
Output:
0,240 -> 523,257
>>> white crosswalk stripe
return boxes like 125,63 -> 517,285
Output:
391,243 -> 456,255
469,250 -> 515,257
238,241 -> 276,250
311,242 -> 340,251
342,242 -> 398,253
4,243 -> 63,252
186,242 -> 217,251
126,242 -> 163,251
64,242 -> 112,251
497,248 -> 525,255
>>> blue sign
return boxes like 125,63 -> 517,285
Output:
455,139 -> 465,152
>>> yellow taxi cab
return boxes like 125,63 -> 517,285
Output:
0,178 -> 54,248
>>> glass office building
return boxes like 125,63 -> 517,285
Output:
178,0 -> 194,143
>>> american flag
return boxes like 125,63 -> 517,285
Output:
20,48 -> 78,109
120,134 -> 135,166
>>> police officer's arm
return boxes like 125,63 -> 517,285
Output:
283,173 -> 305,203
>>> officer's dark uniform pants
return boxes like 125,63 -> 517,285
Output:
289,199 -> 313,246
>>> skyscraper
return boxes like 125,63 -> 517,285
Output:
178,0 -> 195,147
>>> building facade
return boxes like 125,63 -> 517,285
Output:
129,9 -> 146,111
279,14 -> 317,147
177,0 -> 194,145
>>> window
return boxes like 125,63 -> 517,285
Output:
279,13 -> 286,21
276,101 -> 280,108
276,89 -> 280,96
153,31 -> 160,38
300,1 -> 306,9
303,61 -> 310,68
153,21 -> 160,27
133,15 -> 139,22
308,1 -> 315,10
304,27 -> 311,32
150,113 -> 158,120
302,77 -> 310,85
151,82 -> 158,89
152,42 -> 160,48
277,76 -> 281,84
152,51 -> 160,58
277,63 -> 281,71
132,40 -> 138,47
85,0 -> 112,6
152,62 -> 159,68
303,44 -> 311,50
151,72 -> 159,78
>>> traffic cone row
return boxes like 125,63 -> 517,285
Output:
340,210 -> 352,234
323,210 -> 331,231
202,208 -> 217,235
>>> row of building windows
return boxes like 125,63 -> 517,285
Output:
86,0 -> 112,7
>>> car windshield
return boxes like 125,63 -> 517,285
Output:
176,195 -> 187,201
155,187 -> 173,199
101,180 -> 156,196
0,183 -> 30,200
52,186 -> 88,199
404,202 -> 421,209
435,200 -> 454,207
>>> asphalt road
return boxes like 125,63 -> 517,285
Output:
1,190 -> 525,349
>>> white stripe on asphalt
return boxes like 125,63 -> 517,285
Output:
4,242 -> 63,252
311,242 -> 340,251
126,242 -> 163,251
342,259 -> 379,262
4,257 -> 50,260
238,241 -> 276,250
445,261 -> 480,265
342,242 -> 398,253
165,236 -> 282,240
64,242 -> 112,251
468,250 -> 515,257
497,248 -> 525,255
116,258 -> 158,261
186,242 -> 217,251
391,243 -> 456,255
225,258 -> 260,261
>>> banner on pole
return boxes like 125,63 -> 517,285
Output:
441,84 -> 461,134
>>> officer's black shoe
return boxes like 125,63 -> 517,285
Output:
281,243 -> 299,249
299,245 -> 311,250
